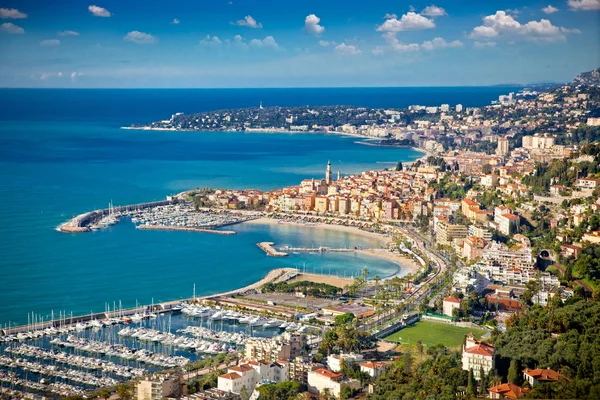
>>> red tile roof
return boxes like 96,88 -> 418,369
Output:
229,364 -> 253,373
443,296 -> 462,304
219,372 -> 242,380
523,368 -> 562,382
312,368 -> 343,380
360,361 -> 385,370
488,383 -> 530,399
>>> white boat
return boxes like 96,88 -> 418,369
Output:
238,316 -> 254,324
249,317 -> 267,327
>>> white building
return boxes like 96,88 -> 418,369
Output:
442,296 -> 462,317
455,104 -> 463,113
218,361 -> 289,395
307,368 -> 361,398
137,374 -> 183,400
462,334 -> 495,380
359,361 -> 387,379
327,353 -> 364,372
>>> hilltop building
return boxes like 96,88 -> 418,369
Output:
462,334 -> 495,380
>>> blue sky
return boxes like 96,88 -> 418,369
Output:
0,0 -> 598,87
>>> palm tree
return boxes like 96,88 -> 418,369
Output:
362,268 -> 369,283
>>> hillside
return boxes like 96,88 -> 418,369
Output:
572,67 -> 600,87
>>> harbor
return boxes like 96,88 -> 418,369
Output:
59,199 -> 262,234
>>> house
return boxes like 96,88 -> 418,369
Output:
327,353 -> 364,372
217,361 -> 290,395
137,373 -> 184,400
307,368 -> 361,399
583,231 -> 600,244
560,244 -> 582,259
577,178 -> 600,189
360,361 -> 387,379
442,296 -> 462,317
488,383 -> 530,399
523,368 -> 562,386
462,334 -> 495,380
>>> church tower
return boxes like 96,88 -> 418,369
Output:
326,161 -> 333,185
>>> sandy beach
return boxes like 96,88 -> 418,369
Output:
243,217 -> 420,276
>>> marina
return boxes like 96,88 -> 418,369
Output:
0,297 -> 320,397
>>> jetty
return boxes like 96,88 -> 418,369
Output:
257,242 -> 288,257
279,246 -> 358,253
136,225 -> 236,235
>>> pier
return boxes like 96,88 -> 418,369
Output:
279,246 -> 359,253
136,225 -> 236,235
257,242 -> 289,257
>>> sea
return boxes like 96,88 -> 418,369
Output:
0,87 -> 521,327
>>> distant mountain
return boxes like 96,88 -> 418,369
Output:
572,67 -> 600,87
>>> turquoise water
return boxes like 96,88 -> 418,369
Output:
0,88 -> 511,327
0,121 -> 419,327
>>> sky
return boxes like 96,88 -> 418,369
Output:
0,0 -> 599,88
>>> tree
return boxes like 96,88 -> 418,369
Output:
396,161 -> 403,171
507,359 -> 521,385
466,368 -> 476,398
479,366 -> 487,396
416,340 -> 423,354
335,312 -> 355,326
239,385 -> 249,400
116,383 -> 133,400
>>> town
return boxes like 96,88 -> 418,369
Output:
3,68 -> 600,400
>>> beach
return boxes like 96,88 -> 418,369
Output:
243,217 -> 419,276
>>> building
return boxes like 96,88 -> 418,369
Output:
496,213 -> 520,236
307,368 -> 361,399
435,219 -> 468,245
137,373 -> 184,400
462,334 -> 495,380
522,134 -> 555,149
586,117 -> 600,126
577,178 -> 600,189
442,296 -> 462,317
244,332 -> 305,363
488,383 -> 530,399
327,353 -> 364,372
359,361 -> 387,379
582,231 -> 600,244
326,161 -> 333,185
463,236 -> 486,261
496,137 -> 509,156
288,356 -> 322,385
522,368 -> 562,386
217,361 -> 290,395
455,104 -> 463,113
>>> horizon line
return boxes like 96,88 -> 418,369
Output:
0,83 -> 560,90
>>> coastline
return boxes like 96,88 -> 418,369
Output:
242,217 -> 419,276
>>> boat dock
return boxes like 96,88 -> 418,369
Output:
257,242 -> 289,257
279,246 -> 359,253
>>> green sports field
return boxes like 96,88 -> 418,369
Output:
385,321 -> 487,348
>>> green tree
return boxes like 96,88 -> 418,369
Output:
466,368 -> 476,398
396,161 -> 403,171
507,359 -> 521,385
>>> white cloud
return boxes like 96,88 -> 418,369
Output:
542,5 -> 559,14
383,13 -> 397,19
232,15 -> 262,28
57,30 -> 79,36
474,41 -> 497,48
88,5 -> 111,17
304,14 -> 325,36
0,22 -> 24,34
200,34 -> 222,46
421,37 -> 463,50
249,36 -> 279,49
421,5 -> 447,17
172,18 -> 180,25
123,31 -> 157,44
375,33 -> 463,54
468,11 -> 577,42
0,8 -> 27,19
568,0 -> 600,10
334,43 -> 361,55
377,12 -> 435,32
40,39 -> 60,46
561,27 -> 581,33
71,72 -> 82,80
39,72 -> 64,81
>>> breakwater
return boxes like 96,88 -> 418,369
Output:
59,198 -> 173,233
136,225 -> 236,235
257,242 -> 288,257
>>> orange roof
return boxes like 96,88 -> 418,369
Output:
463,199 -> 479,206
229,364 -> 253,373
523,368 -> 561,382
360,361 -> 385,370
313,368 -> 343,380
444,296 -> 462,304
464,340 -> 495,357
502,213 -> 520,220
488,383 -> 530,399
219,372 -> 242,380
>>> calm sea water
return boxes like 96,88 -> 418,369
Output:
0,88 -> 515,326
